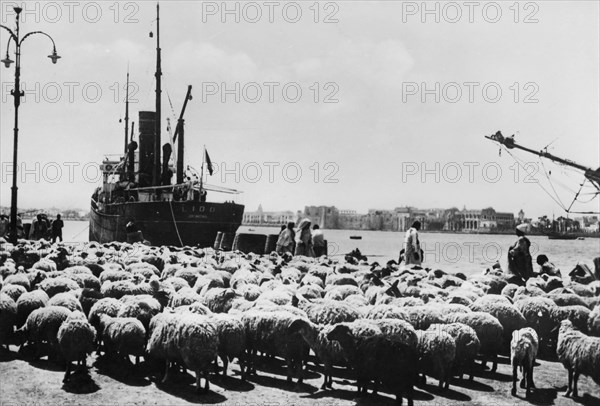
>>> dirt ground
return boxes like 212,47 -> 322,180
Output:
1,346 -> 598,406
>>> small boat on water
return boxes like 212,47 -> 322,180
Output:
349,235 -> 362,240
547,232 -> 579,240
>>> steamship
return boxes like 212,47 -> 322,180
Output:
89,4 -> 244,247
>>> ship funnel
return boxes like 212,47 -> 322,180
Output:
138,111 -> 156,187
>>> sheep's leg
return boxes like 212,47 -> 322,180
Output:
296,360 -> 304,384
203,370 -> 210,394
195,371 -> 202,394
444,371 -> 450,390
161,360 -> 170,384
491,354 -> 498,373
525,365 -> 531,398
529,361 -> 536,389
63,361 -> 71,383
511,363 -> 518,396
286,358 -> 293,383
320,373 -> 328,390
572,370 -> 579,398
221,355 -> 228,377
373,379 -> 379,395
565,368 -> 573,397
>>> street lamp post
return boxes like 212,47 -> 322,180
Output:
1,7 -> 60,243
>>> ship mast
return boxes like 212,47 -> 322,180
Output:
124,69 -> 130,156
153,2 -> 162,188
174,85 -> 193,184
485,131 -> 600,190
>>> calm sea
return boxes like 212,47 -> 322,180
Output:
62,221 -> 600,277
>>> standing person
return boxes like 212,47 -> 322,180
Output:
508,224 -> 534,283
51,214 -> 64,243
276,222 -> 295,254
294,218 -> 314,257
0,214 -> 8,238
312,224 -> 326,257
404,221 -> 422,266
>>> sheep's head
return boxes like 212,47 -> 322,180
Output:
287,318 -> 310,335
326,324 -> 351,342
385,280 -> 401,298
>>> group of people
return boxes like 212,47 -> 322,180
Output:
275,218 -> 326,257
0,213 -> 63,243
402,220 -> 600,285
508,223 -> 600,284
29,214 -> 64,243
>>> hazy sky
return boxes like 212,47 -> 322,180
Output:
1,0 -> 599,219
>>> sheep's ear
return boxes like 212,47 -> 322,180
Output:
392,280 -> 399,289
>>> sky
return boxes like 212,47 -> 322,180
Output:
0,0 -> 599,219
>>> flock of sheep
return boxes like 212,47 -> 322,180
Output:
0,239 -> 599,405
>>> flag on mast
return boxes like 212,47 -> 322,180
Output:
205,148 -> 214,176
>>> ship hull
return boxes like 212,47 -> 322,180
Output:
89,199 -> 244,247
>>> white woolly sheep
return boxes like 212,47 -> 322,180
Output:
327,320 -> 419,405
295,296 -> 362,325
38,277 -> 80,298
0,293 -> 17,349
147,311 -> 219,393
23,305 -> 72,360
514,297 -> 559,354
287,319 -> 347,389
118,295 -> 162,332
445,311 -> 504,372
427,322 -> 480,380
1,284 -> 27,302
16,290 -> 49,327
416,329 -> 456,390
470,297 -> 526,349
557,319 -> 600,397
210,313 -> 247,379
323,285 -> 362,301
4,273 -> 30,291
510,327 -> 539,398
242,309 -> 310,383
588,306 -> 600,337
57,311 -> 96,382
48,292 -> 84,313
202,287 -> 239,313
169,287 -> 202,308
552,305 -> 591,334
99,315 -> 146,365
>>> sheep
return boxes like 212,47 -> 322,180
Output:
323,285 -> 362,301
256,289 -> 293,305
22,306 -> 72,360
546,293 -> 589,308
101,280 -> 146,299
556,319 -> 600,397
147,311 -> 219,393
552,305 -> 591,334
510,327 -> 539,398
427,322 -> 480,380
294,296 -> 362,325
0,293 -> 17,349
3,273 -> 30,291
327,320 -> 419,405
79,288 -> 103,316
0,284 -> 26,302
470,297 -> 526,349
117,295 -> 162,332
16,290 -> 49,328
242,309 -> 310,383
169,287 -> 202,308
588,306 -> 600,337
57,311 -> 96,382
48,292 -> 84,313
209,313 -> 247,379
202,287 -> 239,313
287,319 -> 347,389
445,311 -> 504,372
38,277 -> 80,298
415,329 -> 456,390
99,315 -> 146,365
514,297 -> 559,353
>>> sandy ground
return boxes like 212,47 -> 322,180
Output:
1,346 -> 598,406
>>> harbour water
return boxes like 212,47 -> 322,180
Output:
62,221 -> 599,277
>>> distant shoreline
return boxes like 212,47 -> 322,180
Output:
242,225 -> 600,238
